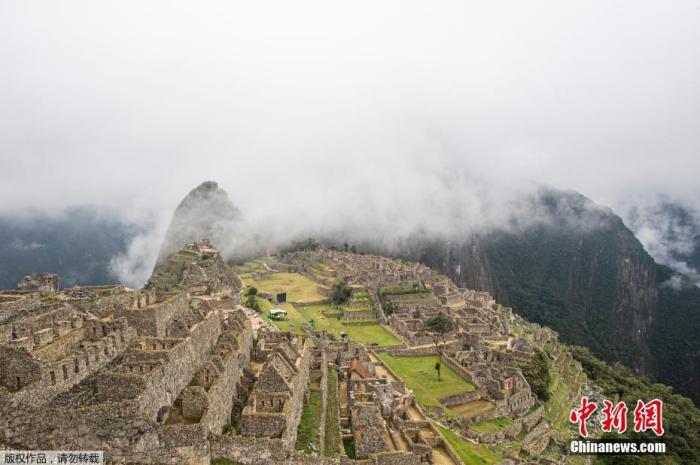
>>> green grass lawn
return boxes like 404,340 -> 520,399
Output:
247,272 -> 326,303
256,296 -> 400,346
469,417 -> 512,434
296,389 -> 322,454
437,425 -> 502,465
378,354 -> 474,410
343,324 -> 400,346
232,258 -> 269,279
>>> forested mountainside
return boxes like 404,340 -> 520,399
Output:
0,207 -> 138,290
384,189 -> 698,405
1,184 -> 698,405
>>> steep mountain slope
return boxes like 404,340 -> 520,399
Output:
147,239 -> 242,293
651,266 -> 700,404
627,200 -> 700,285
156,181 -> 242,266
392,189 -> 657,374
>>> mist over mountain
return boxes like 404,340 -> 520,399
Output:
156,181 -> 243,265
0,207 -> 139,289
142,181 -> 699,403
1,0 -> 699,414
382,189 -> 658,373
0,180 -> 698,404
626,199 -> 700,287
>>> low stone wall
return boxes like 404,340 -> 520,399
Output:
440,354 -> 475,385
211,434 -> 288,465
522,420 -> 551,454
438,389 -> 480,408
382,346 -> 436,356
522,404 -> 544,430
461,404 -> 502,426
285,340 -> 313,447
212,434 -> 414,465
111,424 -> 210,465
466,419 -> 522,444
342,310 -> 376,320
369,291 -> 388,324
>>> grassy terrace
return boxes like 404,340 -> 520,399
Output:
253,283 -> 400,346
437,425 -> 502,465
469,417 -> 512,434
295,388 -> 322,454
247,272 -> 327,303
242,266 -> 400,345
546,363 -> 584,435
378,354 -> 474,411
231,258 -> 269,279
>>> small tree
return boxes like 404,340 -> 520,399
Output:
243,292 -> 261,312
244,286 -> 258,296
424,315 -> 454,380
329,280 -> 352,306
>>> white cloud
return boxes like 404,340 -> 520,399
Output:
1,1 -> 700,284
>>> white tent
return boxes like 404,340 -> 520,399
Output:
270,308 -> 287,315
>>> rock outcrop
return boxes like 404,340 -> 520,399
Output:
156,181 -> 242,266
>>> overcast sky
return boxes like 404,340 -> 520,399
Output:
1,1 -> 699,223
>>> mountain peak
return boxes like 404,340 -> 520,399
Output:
155,181 -> 241,265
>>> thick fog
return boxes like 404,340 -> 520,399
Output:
1,1 -> 700,285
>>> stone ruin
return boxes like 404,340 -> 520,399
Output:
0,244 -> 588,464
16,272 -> 59,293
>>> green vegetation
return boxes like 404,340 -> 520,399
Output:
247,272 -> 326,303
473,211 -> 648,373
342,437 -> 356,459
379,284 -> 435,316
257,293 -> 400,345
571,345 -> 700,465
543,353 -> 583,434
423,314 -> 454,380
329,280 -> 352,305
436,425 -> 501,465
519,349 -> 551,401
651,265 -> 700,406
469,417 -> 512,434
280,237 -> 321,253
231,258 -> 268,280
243,286 -> 261,311
295,389 -> 322,454
324,369 -> 341,456
378,354 -> 473,411
211,459 -> 240,465
40,293 -> 62,305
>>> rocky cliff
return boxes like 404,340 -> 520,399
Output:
389,189 -> 660,380
156,181 -> 242,266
